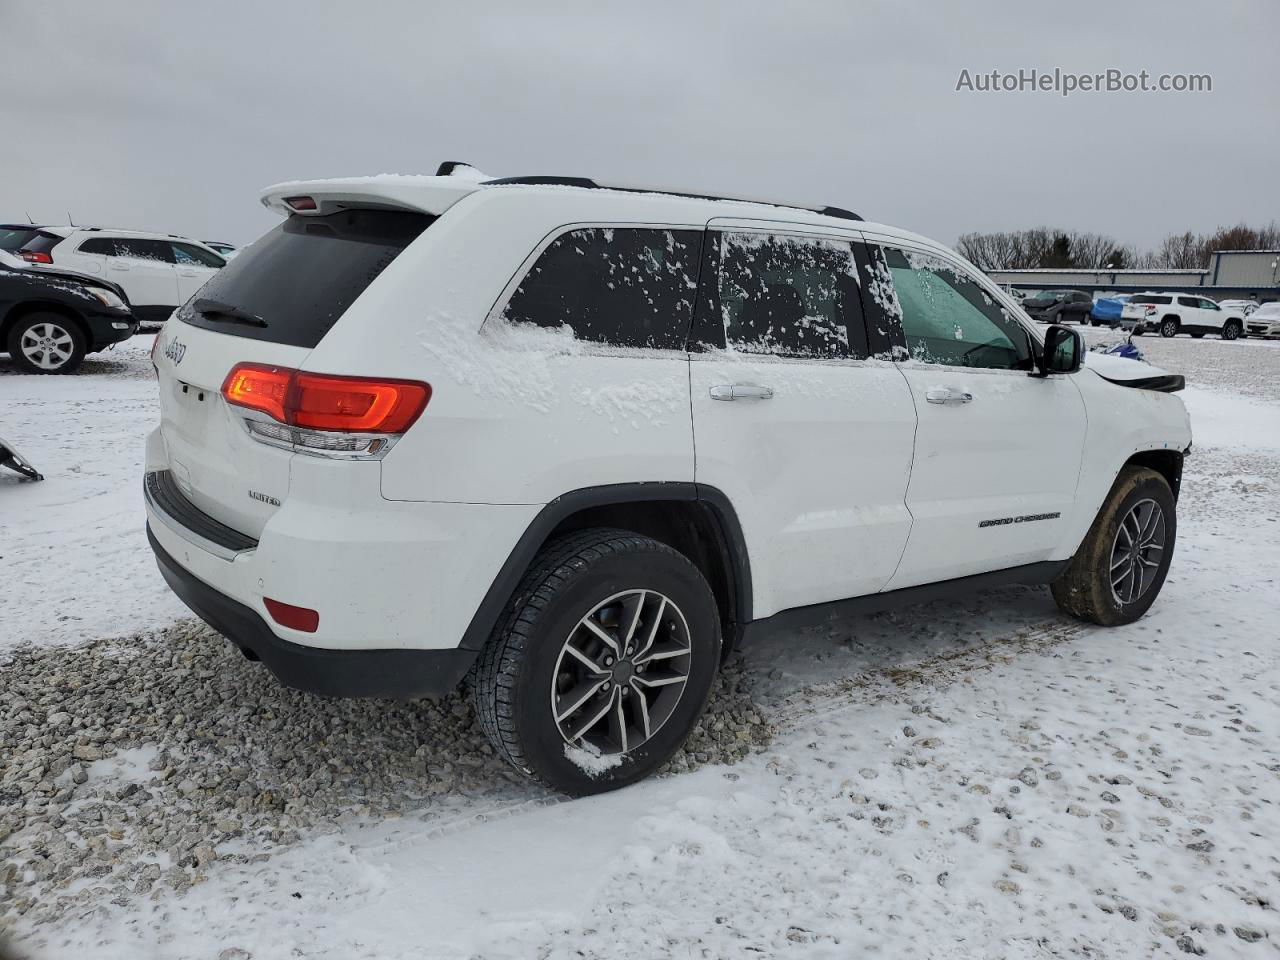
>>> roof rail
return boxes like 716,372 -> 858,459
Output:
482,175 -> 862,222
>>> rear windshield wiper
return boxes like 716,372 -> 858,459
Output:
192,297 -> 268,328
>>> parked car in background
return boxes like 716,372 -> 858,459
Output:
203,241 -> 238,259
1245,301 -> 1280,338
1121,292 -> 1246,339
0,249 -> 135,373
1022,289 -> 1093,323
1090,294 -> 1132,326
17,227 -> 226,326
144,168 -> 1191,795
1218,298 -> 1260,317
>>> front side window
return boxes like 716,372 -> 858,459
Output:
171,242 -> 225,268
114,238 -> 174,263
502,227 -> 700,350
1197,298 -> 1219,311
881,246 -> 1031,370
715,232 -> 866,359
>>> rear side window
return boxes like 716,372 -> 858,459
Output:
715,231 -> 866,359
78,237 -> 115,255
1130,295 -> 1172,305
115,238 -> 174,263
502,227 -> 701,350
179,210 -> 433,348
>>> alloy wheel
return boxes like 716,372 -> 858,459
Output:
1109,498 -> 1166,605
19,322 -> 75,371
551,589 -> 692,756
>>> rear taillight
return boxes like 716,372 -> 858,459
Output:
221,363 -> 430,435
1144,305 -> 1159,315
284,196 -> 317,211
19,251 -> 52,264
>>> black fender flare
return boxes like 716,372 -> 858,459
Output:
457,482 -> 752,652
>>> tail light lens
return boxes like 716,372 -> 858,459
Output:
221,363 -> 430,435
284,196 -> 317,211
19,251 -> 53,264
263,597 -> 319,633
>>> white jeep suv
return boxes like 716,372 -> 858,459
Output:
19,227 -> 226,326
1120,292 -> 1246,339
145,167 -> 1192,795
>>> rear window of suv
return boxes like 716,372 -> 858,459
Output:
1129,295 -> 1173,305
178,209 -> 432,348
0,227 -> 44,251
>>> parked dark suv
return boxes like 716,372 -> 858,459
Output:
0,251 -> 136,373
1022,289 -> 1093,323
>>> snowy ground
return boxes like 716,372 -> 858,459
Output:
2,331 -> 1280,958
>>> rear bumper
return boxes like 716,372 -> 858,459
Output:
148,526 -> 477,698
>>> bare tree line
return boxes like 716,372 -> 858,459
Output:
956,222 -> 1280,272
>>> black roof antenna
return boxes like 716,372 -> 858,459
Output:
67,212 -> 75,227
26,212 -> 34,224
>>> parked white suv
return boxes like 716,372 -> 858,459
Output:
1120,292 -> 1246,339
145,168 -> 1192,795
19,227 -> 226,325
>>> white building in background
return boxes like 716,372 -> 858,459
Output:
988,249 -> 1280,302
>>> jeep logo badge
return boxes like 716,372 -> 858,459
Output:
163,339 -> 187,364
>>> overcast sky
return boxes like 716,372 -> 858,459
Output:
3,0 -> 1276,253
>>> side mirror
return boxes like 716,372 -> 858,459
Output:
1034,324 -> 1083,376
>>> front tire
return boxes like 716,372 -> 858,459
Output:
471,528 -> 721,796
6,313 -> 86,374
1051,466 -> 1176,626
1222,321 -> 1241,341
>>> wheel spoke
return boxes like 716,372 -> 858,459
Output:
563,644 -> 607,675
620,590 -> 646,652
634,671 -> 685,689
566,687 -> 617,742
630,680 -> 652,740
556,677 -> 608,723
580,617 -> 620,655
633,596 -> 666,662
613,694 -> 629,753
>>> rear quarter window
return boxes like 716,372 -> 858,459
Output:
178,210 -> 433,348
502,227 -> 701,350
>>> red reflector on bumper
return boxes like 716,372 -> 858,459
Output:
263,597 -> 319,633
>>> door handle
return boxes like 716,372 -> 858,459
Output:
925,387 -> 973,405
710,383 -> 774,401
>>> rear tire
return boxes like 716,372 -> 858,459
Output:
470,528 -> 721,796
1160,318 -> 1179,338
6,312 -> 86,374
1051,466 -> 1176,626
